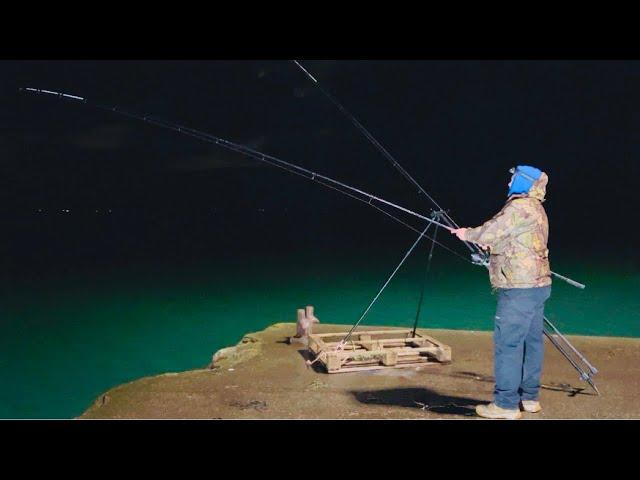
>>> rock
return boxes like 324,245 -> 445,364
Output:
208,335 -> 262,369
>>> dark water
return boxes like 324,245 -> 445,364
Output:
1,210 -> 638,419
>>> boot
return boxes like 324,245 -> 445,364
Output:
520,400 -> 542,413
475,403 -> 522,420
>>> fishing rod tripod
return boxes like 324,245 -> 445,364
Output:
543,317 -> 599,394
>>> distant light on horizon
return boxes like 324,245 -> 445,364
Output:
31,209 -> 119,214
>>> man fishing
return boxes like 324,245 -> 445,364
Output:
451,165 -> 552,420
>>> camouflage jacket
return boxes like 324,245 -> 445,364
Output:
465,173 -> 552,289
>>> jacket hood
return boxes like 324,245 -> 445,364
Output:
528,172 -> 548,201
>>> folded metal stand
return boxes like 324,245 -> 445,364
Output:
544,317 -> 599,394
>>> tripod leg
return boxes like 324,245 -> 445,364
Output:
544,317 -> 598,374
411,224 -> 439,337
544,327 -> 599,395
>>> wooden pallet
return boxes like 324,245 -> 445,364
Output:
307,329 -> 452,373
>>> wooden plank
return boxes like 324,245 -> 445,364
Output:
307,329 -> 451,373
432,345 -> 452,362
415,334 -> 448,348
325,352 -> 343,373
308,336 -> 325,355
334,356 -> 434,366
329,352 -> 439,367
322,346 -> 442,360
325,361 -> 442,373
319,344 -> 441,356
360,341 -> 383,351
321,340 -> 420,349
310,329 -> 415,339
321,353 -> 442,370
382,351 -> 398,366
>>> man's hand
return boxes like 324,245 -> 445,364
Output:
450,228 -> 468,241
452,228 -> 491,251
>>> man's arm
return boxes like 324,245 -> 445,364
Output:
451,202 -> 518,248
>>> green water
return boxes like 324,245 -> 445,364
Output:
1,250 -> 638,419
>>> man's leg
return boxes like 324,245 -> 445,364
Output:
520,286 -> 552,402
493,288 -> 532,410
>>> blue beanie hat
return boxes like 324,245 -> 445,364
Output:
508,165 -> 543,196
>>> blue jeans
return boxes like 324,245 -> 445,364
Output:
493,285 -> 552,410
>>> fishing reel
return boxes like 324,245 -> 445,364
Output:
471,252 -> 490,267
429,209 -> 447,221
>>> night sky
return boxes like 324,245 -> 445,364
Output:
1,60 -> 639,272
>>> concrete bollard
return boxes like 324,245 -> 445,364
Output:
295,309 -> 307,338
289,305 -> 320,345
305,305 -> 320,334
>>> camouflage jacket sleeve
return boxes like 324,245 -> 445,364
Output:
464,201 -> 520,247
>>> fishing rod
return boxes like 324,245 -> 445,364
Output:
292,61 -> 586,290
20,87 -> 452,234
17,89 -> 479,267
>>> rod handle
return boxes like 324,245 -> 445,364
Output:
551,271 -> 586,289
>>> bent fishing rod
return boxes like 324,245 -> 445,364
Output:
292,61 -> 586,291
21,87 -> 453,234
21,87 -> 483,275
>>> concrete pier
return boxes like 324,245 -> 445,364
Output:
80,323 -> 640,419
